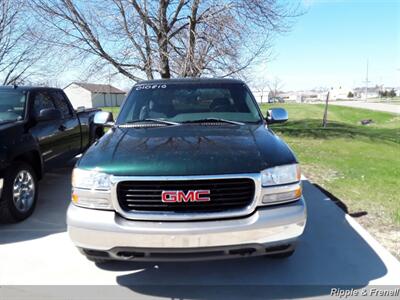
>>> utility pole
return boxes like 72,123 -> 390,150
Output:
108,68 -> 112,107
364,59 -> 370,101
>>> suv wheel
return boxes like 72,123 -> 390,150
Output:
0,162 -> 38,223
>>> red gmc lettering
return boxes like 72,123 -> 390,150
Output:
161,191 -> 178,203
195,190 -> 211,202
161,190 -> 210,203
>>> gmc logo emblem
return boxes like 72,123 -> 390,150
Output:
161,190 -> 211,203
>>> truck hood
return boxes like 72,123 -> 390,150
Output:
78,124 -> 297,176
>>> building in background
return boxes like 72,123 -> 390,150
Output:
64,82 -> 126,109
353,86 -> 380,99
275,91 -> 299,102
328,86 -> 353,100
251,84 -> 399,103
251,89 -> 271,103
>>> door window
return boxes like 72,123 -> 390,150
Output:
33,92 -> 55,117
51,91 -> 73,119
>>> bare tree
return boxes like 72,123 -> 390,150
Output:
267,76 -> 283,99
0,0 -> 49,85
252,76 -> 270,103
31,0 -> 301,81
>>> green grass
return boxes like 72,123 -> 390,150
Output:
101,104 -> 400,225
261,103 -> 400,225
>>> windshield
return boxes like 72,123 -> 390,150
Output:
117,82 -> 262,124
0,90 -> 26,123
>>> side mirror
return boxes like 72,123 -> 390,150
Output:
94,111 -> 114,126
266,108 -> 288,124
37,108 -> 62,122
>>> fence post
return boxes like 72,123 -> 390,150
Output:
322,91 -> 330,127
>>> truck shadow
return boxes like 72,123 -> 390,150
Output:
95,181 -> 388,299
0,162 -> 74,244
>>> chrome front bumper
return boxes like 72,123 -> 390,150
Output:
67,197 -> 306,254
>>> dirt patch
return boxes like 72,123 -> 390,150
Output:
357,216 -> 400,260
342,203 -> 399,260
313,182 -> 400,260
302,164 -> 342,184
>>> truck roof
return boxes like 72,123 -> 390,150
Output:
135,78 -> 245,85
0,85 -> 63,92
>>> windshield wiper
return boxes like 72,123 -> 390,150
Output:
182,118 -> 245,125
123,118 -> 181,126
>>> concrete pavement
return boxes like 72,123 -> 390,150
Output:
0,166 -> 399,299
330,101 -> 400,114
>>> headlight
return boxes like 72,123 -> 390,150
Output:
261,164 -> 301,187
72,168 -> 111,190
71,168 -> 113,210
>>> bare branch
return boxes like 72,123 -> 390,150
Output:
30,0 -> 302,81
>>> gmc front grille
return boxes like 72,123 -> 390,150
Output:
117,178 -> 255,213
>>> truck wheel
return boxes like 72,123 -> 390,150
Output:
0,162 -> 38,223
89,126 -> 104,145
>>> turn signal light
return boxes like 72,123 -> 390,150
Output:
72,192 -> 79,204
262,186 -> 302,204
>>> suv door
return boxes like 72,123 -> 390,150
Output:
29,91 -> 65,169
50,91 -> 82,157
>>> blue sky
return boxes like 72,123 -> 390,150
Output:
255,0 -> 400,90
60,0 -> 399,91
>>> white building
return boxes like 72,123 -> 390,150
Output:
329,86 -> 353,100
276,91 -> 299,102
252,89 -> 300,103
252,89 -> 269,103
353,86 -> 380,99
64,82 -> 126,109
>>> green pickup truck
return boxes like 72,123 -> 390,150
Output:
67,78 -> 306,262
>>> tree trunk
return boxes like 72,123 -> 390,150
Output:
143,0 -> 153,79
183,0 -> 200,77
157,0 -> 170,78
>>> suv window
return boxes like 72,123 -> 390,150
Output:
51,91 -> 73,118
33,92 -> 55,117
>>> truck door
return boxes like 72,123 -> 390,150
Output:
29,91 -> 66,169
50,91 -> 82,157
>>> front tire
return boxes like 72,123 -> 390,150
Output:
0,162 -> 38,223
89,125 -> 104,145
